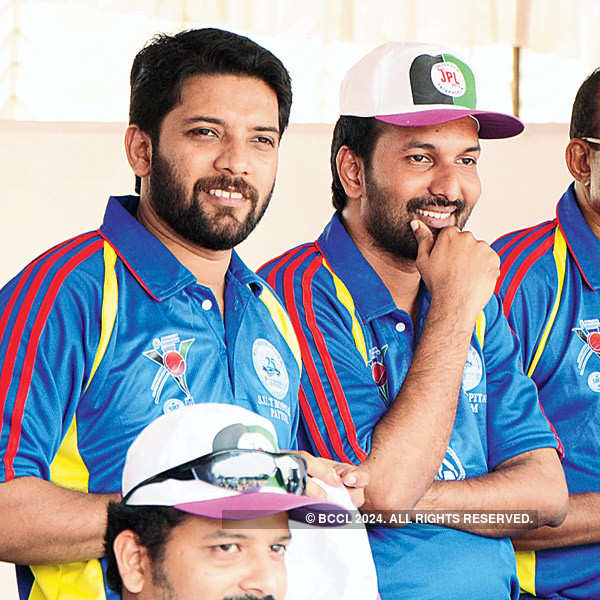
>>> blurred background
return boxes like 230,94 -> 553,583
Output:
1,0 -> 599,597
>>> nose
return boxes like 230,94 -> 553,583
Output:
428,163 -> 461,202
239,552 -> 285,599
213,136 -> 250,176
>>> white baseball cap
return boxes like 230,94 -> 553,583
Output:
340,42 -> 523,139
122,403 -> 349,523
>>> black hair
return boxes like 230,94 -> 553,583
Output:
330,116 -> 384,211
129,28 -> 292,193
570,67 -> 600,139
104,501 -> 189,595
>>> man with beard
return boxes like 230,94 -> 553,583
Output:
258,42 -> 568,599
0,28 -> 363,600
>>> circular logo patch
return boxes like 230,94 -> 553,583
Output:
462,345 -> 483,391
430,62 -> 466,97
437,446 -> 466,481
588,371 -> 600,393
252,338 -> 289,400
163,398 -> 185,413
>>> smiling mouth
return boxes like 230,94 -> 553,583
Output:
414,208 -> 455,221
208,188 -> 244,200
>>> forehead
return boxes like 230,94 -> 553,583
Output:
374,117 -> 480,150
170,511 -> 290,543
167,73 -> 279,126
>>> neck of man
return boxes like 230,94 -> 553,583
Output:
137,197 -> 229,315
342,215 -> 422,320
574,180 -> 600,240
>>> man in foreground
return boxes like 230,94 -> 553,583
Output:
106,403 -> 376,600
0,28 -> 359,599
494,69 -> 600,599
259,42 -> 568,599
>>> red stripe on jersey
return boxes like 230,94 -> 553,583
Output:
281,249 -> 353,463
0,233 -> 98,445
0,234 -> 95,353
263,246 -> 333,459
298,386 -> 332,459
97,230 -> 160,302
300,259 -> 367,463
495,222 -> 555,296
259,243 -> 314,276
1,237 -> 103,479
501,236 -> 555,318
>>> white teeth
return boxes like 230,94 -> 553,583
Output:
416,209 -> 451,220
208,189 -> 243,199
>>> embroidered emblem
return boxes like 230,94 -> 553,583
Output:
368,345 -> 389,402
143,333 -> 195,410
436,446 -> 466,481
588,371 -> 600,393
462,345 -> 483,391
252,338 -> 289,400
573,319 -> 600,376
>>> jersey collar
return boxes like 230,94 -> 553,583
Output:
99,196 -> 263,301
557,183 -> 600,291
317,212 -> 399,321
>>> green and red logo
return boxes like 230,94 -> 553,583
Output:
368,345 -> 389,402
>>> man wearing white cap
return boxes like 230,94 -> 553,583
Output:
259,43 -> 568,598
105,403 -> 378,600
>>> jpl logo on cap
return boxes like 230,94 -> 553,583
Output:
431,62 -> 466,97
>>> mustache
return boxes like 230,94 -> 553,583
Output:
223,594 -> 275,600
406,195 -> 465,213
194,175 -> 259,203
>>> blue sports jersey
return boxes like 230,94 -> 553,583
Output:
0,195 -> 301,600
493,183 -> 600,600
259,213 -> 559,600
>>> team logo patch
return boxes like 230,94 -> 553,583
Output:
143,333 -> 195,411
462,345 -> 483,391
368,345 -> 389,403
430,61 -> 466,97
252,338 -> 289,400
573,319 -> 600,376
436,446 -> 466,481
588,371 -> 600,393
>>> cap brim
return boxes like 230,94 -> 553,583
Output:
376,108 -> 524,139
175,491 -> 351,526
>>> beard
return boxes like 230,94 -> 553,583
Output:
148,150 -> 274,250
363,172 -> 473,261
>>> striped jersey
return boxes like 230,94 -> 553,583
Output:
493,183 -> 600,599
0,195 -> 301,600
259,212 -> 559,600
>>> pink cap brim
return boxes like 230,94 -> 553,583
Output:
376,109 -> 524,139
175,491 -> 350,526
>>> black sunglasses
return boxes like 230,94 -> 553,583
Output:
123,449 -> 308,503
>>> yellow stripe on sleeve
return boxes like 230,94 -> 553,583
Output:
257,285 -> 302,373
322,259 -> 368,365
527,226 -> 567,378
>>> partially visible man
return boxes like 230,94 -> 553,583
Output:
259,42 -> 568,599
106,403 -> 376,600
0,28 -> 356,600
493,69 -> 600,599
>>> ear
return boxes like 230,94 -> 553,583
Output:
336,146 -> 366,201
125,125 -> 153,178
113,530 -> 150,594
565,138 -> 591,185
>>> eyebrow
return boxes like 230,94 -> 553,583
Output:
402,141 -> 481,153
206,530 -> 292,543
183,115 -> 280,135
